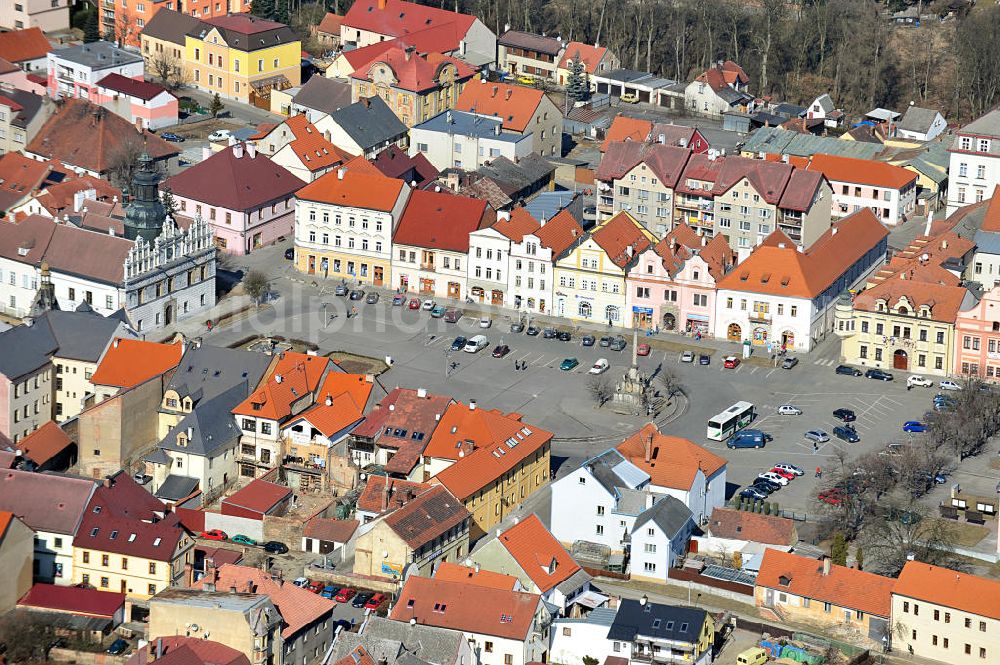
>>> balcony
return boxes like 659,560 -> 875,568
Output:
748,312 -> 771,324
420,263 -> 436,272
631,650 -> 695,664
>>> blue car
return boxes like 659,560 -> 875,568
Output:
559,357 -> 579,371
320,585 -> 338,599
160,132 -> 185,142
430,306 -> 446,318
903,421 -> 928,433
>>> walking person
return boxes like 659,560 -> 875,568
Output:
815,466 -> 822,478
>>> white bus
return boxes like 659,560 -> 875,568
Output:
707,401 -> 756,440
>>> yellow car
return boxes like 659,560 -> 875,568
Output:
516,75 -> 537,86
619,93 -> 639,104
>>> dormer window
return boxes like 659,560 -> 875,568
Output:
897,306 -> 909,315
778,575 -> 791,586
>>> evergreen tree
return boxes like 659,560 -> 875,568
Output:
273,0 -> 290,25
855,545 -> 864,571
83,11 -> 101,43
252,0 -> 276,20
209,93 -> 224,118
161,187 -> 178,218
565,51 -> 589,103
831,531 -> 848,567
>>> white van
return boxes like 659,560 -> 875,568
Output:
464,335 -> 489,353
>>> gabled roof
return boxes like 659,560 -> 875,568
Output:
600,116 -> 653,152
327,95 -> 408,152
163,143 -> 304,211
303,517 -> 358,543
589,211 -> 655,269
498,30 -> 562,55
0,152 -> 62,212
492,208 -> 540,243
390,575 -> 541,640
296,165 -> 405,211
898,106 -> 942,134
983,186 -> 1000,233
558,42 -> 610,74
19,421 -> 72,467
894,561 -> 1000,619
632,495 -> 693,538
292,76 -> 352,116
356,476 -> 433,515
0,468 -> 95,535
497,514 -> 582,593
140,9 -> 205,46
434,561 -> 519,590
0,28 -> 49,63
804,153 -> 917,189
91,338 -> 183,389
232,352 -> 329,421
757,549 -> 895,618
716,208 -> 889,298
371,144 -> 439,188
707,507 -> 797,546
383,485 -> 469,549
149,637 -> 250,665
18,583 -> 125,617
616,423 -> 726,490
393,189 -> 492,252
97,73 -> 172,102
222,479 -> 291,515
287,372 -> 372,438
317,12 -> 343,35
351,47 -> 475,93
533,208 -> 584,256
342,0 -> 478,40
190,15 -> 297,53
455,81 -> 548,133
31,173 -> 122,218
165,344 -> 272,406
607,598 -> 708,645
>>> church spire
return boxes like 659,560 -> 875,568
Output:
123,152 -> 167,243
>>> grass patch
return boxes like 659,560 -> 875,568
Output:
937,519 -> 990,547
328,351 -> 388,375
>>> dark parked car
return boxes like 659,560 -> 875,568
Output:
866,368 -> 894,381
542,328 -> 558,339
492,344 -> 510,358
443,309 -> 461,323
526,325 -> 540,336
450,336 -> 467,351
582,335 -> 596,347
699,354 -> 711,365
107,639 -> 129,656
835,365 -> 863,376
833,425 -> 860,443
349,289 -> 365,301
160,132 -> 185,142
351,592 -> 373,608
740,486 -> 769,501
599,336 -> 612,347
833,408 -> 856,422
263,541 -> 289,554
609,337 -> 627,352
753,477 -> 781,493
510,322 -> 525,333
365,292 -> 379,304
283,247 -> 294,260
557,331 -> 572,342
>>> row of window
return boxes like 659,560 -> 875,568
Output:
395,250 -> 462,271
957,136 -> 991,152
960,363 -> 1000,378
558,276 -> 621,293
718,219 -> 771,233
725,298 -> 799,317
306,231 -> 383,253
12,396 -> 45,424
80,573 -> 157,595
957,163 -> 988,179
861,320 -> 946,343
306,209 -> 383,231
858,345 -> 945,370
82,551 -> 158,575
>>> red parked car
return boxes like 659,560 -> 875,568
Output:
408,298 -> 421,310
364,593 -> 386,610
199,529 -> 227,541
307,581 -> 324,594
636,343 -> 651,356
723,356 -> 740,369
334,587 -> 356,603
818,489 -> 845,506
769,468 -> 796,481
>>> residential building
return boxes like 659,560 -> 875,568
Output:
300,517 -> 358,555
112,0 -> 184,48
607,598 -> 715,665
628,496 -> 696,584
597,141 -> 690,235
270,127 -> 353,183
137,637 -> 251,665
17,420 -> 75,471
556,42 -> 619,89
508,208 -> 584,316
947,108 -> 1000,215
894,141 -> 950,212
456,81 -> 563,159
756,550 -> 895,643
26,98 -> 180,177
0,469 -> 94,586
313,95 -> 408,159
355,476 -> 432,524
350,47 -> 476,128
281,75 -> 351,121
467,208 -> 531,307
0,511 -> 33,612
389,575 -> 550,665
294,164 -> 409,285
423,401 -> 552,540
314,13 -> 341,51
1,0 -> 67,32
954,284 -> 1000,381
0,56 -> 44,95
339,0 -> 496,66
0,27 -> 51,72
47,41 -> 144,101
836,229 -> 973,375
93,73 -> 178,130
801,153 -> 918,225
50,313 -> 131,422
329,615 -> 475,665
148,588 -> 283,665
714,209 -> 889,352
391,188 -> 493,299
599,117 -> 710,154
892,561 -> 1000,663
897,106 -> 947,142
72,471 -> 195,599
411,109 -> 534,172
196,563 -> 334,665
353,484 -> 470,579
139,9 -> 202,81
695,507 -> 798,563
552,211 -> 655,325
0,154 -> 98,215
187,0 -> 252,21
685,60 -> 753,118
372,143 -> 439,188
625,225 -> 735,333
804,93 -> 844,129
185,14 -> 301,105
456,153 -> 555,210
0,86 -> 49,155
497,31 -> 563,82
163,143 -> 304,254
88,337 -> 183,403
549,608 -> 618,665
741,126 -> 884,161
472,514 -> 591,614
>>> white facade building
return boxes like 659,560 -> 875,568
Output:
467,222 -> 513,306
410,110 -> 534,172
948,109 -> 1000,216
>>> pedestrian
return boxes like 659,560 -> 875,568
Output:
813,441 -> 818,452
815,466 -> 822,478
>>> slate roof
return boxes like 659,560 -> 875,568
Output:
0,309 -> 123,379
0,468 -> 95,534
161,383 -> 243,458
327,96 -> 407,152
383,485 -> 469,549
155,475 -> 200,502
498,30 -> 562,55
165,345 -> 272,406
292,76 -> 352,116
957,108 -> 1000,140
140,8 -> 204,46
607,598 -> 707,645
898,106 -> 942,134
189,15 -> 297,53
742,126 -> 884,160
0,87 -> 44,131
633,495 -> 693,538
358,616 -> 466,665
371,144 -> 439,187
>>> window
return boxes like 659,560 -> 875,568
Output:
643,543 -> 656,553
82,551 -> 90,564
101,554 -> 109,566
148,584 -> 157,595
100,577 -> 109,588
823,602 -> 832,613
595,524 -> 604,535
484,643 -> 493,653
149,562 -> 156,574
643,562 -> 656,572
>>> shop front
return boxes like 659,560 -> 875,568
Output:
685,313 -> 709,335
633,305 -> 655,329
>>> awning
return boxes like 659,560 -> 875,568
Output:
686,314 -> 709,322
571,590 -> 610,609
251,74 -> 291,92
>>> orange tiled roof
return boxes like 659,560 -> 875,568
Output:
497,514 -> 582,592
19,421 -> 72,467
287,133 -> 354,173
289,372 -> 372,437
317,12 -> 342,35
296,166 -> 405,212
716,208 -> 889,298
0,28 -> 50,64
894,561 -> 1000,619
600,116 -> 653,152
90,338 -> 184,389
707,507 -> 797,546
335,646 -> 375,665
434,561 -> 519,590
805,153 -> 916,189
558,42 -> 609,74
456,81 -> 546,133
356,476 -> 433,515
351,47 -> 475,93
590,212 -> 656,269
616,423 -> 726,490
981,185 -> 1000,232
492,207 -> 540,243
533,208 -> 584,256
232,353 -> 329,421
757,549 -> 894,618
0,510 -> 12,540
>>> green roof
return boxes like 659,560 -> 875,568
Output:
742,127 -> 883,160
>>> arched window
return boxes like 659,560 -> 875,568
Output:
578,301 -> 592,318
606,305 -> 619,322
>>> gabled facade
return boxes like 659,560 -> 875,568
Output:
684,61 -> 753,118
47,41 -> 144,101
599,142 -> 691,237
947,109 -> 1000,215
410,109 -> 534,172
556,43 -> 620,89
455,80 -> 563,158
954,284 -> 1000,382
508,209 -> 584,316
497,30 -> 564,83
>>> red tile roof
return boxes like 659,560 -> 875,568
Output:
342,0 -> 477,40
596,142 -> 691,187
18,583 -> 125,617
90,338 -> 183,389
334,646 -> 376,665
0,28 -> 50,64
232,353 -> 329,421
757,549 -> 894,618
590,212 -> 656,269
456,81 -> 547,133
19,421 -> 72,467
979,185 -> 1000,232
33,174 -> 122,218
434,561 -> 519,589
707,508 -> 797,546
616,423 -> 727,490
558,42 -> 610,74
296,166 -> 406,211
317,12 -> 343,35
0,152 -> 60,212
716,208 -> 889,298
492,208 -> 540,243
533,208 -> 584,256
152,637 -> 249,665
351,47 -> 475,93
805,153 -> 917,189
163,143 -> 304,211
895,561 -> 1000,619
351,387 -> 452,444
497,514 -> 582,592
383,485 -> 469,549
197,564 -> 333,639
600,117 -> 653,152
393,189 -> 492,252
222,479 -> 291,515
390,575 -> 541,640
303,517 -> 358,543
289,372 -> 372,438
356,476 -> 433,515
97,73 -> 172,102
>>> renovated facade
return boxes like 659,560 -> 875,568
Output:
508,209 -> 584,316
608,599 -> 715,665
497,30 -> 564,82
954,285 -> 1000,381
556,43 -> 620,89
47,41 -> 144,101
804,153 -> 918,225
455,80 -> 563,158
947,109 -> 1000,216
410,109 -> 534,172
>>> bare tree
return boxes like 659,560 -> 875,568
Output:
106,134 -> 144,192
587,374 -> 613,408
243,270 -> 270,306
857,499 -> 960,577
116,9 -> 135,48
0,610 -> 65,661
657,365 -> 681,401
150,50 -> 189,90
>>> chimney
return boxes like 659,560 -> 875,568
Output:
113,338 -> 120,348
796,244 -> 804,253
247,142 -> 257,158
822,557 -> 832,576
337,167 -> 346,180
377,0 -> 386,9
275,374 -> 283,383
831,227 -> 838,235
417,387 -> 427,398
362,96 -> 371,108
103,476 -> 113,488
777,242 -> 786,249
474,563 -> 481,573
781,154 -> 789,163
494,123 -> 501,136
186,426 -> 193,439
233,142 -> 245,159
491,85 -> 498,98
644,433 -> 652,463
658,133 -> 665,144
204,558 -> 218,591
469,399 -> 477,410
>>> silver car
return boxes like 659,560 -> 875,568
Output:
804,430 -> 830,443
777,404 -> 802,415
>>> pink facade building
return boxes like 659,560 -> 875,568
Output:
954,285 -> 1000,381
47,41 -> 144,101
163,143 -> 305,254
93,73 -> 178,130
625,223 -> 736,334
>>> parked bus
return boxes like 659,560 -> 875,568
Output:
707,401 -> 756,440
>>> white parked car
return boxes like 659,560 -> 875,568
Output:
589,358 -> 610,375
422,300 -> 436,310
907,375 -> 932,387
777,404 -> 802,415
773,463 -> 804,477
757,471 -> 789,486
681,351 -> 695,363
479,317 -> 492,328
939,380 -> 961,391
463,335 -> 489,353
207,129 -> 233,142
